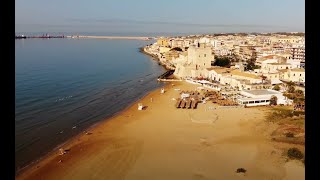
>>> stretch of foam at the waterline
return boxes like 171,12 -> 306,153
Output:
15,83 -> 168,176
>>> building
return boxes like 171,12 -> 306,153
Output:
157,38 -> 170,47
174,43 -> 214,78
278,68 -> 305,84
159,47 -> 171,53
164,50 -> 180,61
261,63 -> 293,73
291,47 -> 305,61
207,67 -> 265,90
237,89 -> 292,106
187,43 -> 213,69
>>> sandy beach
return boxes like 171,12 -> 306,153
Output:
16,81 -> 304,180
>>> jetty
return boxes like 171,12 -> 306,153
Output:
15,34 -> 66,39
67,35 -> 153,41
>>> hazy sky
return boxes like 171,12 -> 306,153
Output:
15,0 -> 305,35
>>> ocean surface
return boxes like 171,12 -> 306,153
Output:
15,38 -> 166,172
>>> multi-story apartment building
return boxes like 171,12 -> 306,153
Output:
291,47 -> 305,61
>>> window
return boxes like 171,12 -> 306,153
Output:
293,74 -> 295,76
243,101 -> 248,104
266,100 -> 270,102
300,74 -> 302,77
249,101 -> 254,104
204,54 -> 206,57
255,101 -> 260,103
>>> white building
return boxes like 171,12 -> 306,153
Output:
237,89 -> 292,106
278,68 -> 305,84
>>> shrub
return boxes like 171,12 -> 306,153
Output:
270,95 -> 278,106
285,132 -> 295,138
273,85 -> 280,91
213,57 -> 231,67
287,148 -> 304,159
236,168 -> 247,173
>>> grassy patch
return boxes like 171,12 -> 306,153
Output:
287,148 -> 304,160
266,107 -> 305,128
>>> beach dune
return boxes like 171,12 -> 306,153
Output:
16,81 -> 304,180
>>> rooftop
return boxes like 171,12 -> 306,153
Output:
207,67 -> 230,74
242,89 -> 281,96
291,68 -> 305,72
230,70 -> 261,79
269,63 -> 291,65
238,97 -> 272,101
278,68 -> 305,73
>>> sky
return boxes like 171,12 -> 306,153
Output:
15,0 -> 305,35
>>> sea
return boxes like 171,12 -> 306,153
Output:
15,37 -> 166,172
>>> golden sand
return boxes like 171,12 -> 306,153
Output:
16,81 -> 304,180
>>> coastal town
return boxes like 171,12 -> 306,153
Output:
16,32 -> 306,180
14,0 -> 308,178
143,32 -> 305,109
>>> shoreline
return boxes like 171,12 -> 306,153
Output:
15,43 -> 166,175
16,82 -> 172,179
139,47 -> 175,71
16,80 -> 304,180
15,81 -> 169,176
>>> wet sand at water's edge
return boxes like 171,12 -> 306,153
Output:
16,81 -> 304,180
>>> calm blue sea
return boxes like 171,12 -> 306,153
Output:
15,38 -> 166,172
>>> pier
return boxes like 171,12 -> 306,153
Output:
15,34 -> 66,39
67,35 -> 153,41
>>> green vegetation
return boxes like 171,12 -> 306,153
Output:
266,107 -> 305,128
273,84 -> 280,91
269,95 -> 278,106
287,148 -> 304,160
287,86 -> 295,93
285,81 -> 295,93
245,52 -> 260,70
245,61 -> 257,71
275,32 -> 305,36
213,57 -> 231,67
284,88 -> 304,106
236,168 -> 247,173
285,132 -> 295,138
283,82 -> 305,111
171,47 -> 182,51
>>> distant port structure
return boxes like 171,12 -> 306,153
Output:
67,35 -> 154,40
16,34 -> 154,40
15,33 -> 66,39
